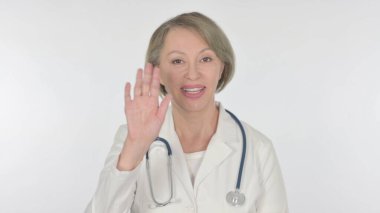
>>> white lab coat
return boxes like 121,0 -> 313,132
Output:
85,104 -> 288,213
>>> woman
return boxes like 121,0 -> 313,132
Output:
86,12 -> 288,213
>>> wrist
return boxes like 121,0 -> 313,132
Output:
117,153 -> 141,171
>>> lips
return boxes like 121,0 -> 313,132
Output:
182,87 -> 204,93
181,85 -> 206,99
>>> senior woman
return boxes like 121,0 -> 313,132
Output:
86,12 -> 288,213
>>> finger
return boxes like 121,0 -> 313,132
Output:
150,66 -> 160,97
134,69 -> 143,97
142,63 -> 153,96
124,82 -> 131,104
157,94 -> 171,121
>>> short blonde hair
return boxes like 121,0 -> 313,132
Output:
146,12 -> 235,95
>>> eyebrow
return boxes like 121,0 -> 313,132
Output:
167,48 -> 212,56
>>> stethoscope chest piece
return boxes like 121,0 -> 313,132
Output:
226,190 -> 245,206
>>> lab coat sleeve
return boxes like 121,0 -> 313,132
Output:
85,125 -> 141,213
256,137 -> 289,213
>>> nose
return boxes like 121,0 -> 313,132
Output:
184,62 -> 200,80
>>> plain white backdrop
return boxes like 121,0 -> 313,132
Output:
1,0 -> 379,212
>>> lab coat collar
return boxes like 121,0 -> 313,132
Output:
158,102 -> 237,199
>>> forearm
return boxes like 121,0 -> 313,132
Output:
86,164 -> 141,213
86,125 -> 141,213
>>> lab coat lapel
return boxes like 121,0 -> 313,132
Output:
194,105 -> 236,191
159,108 -> 195,202
158,104 -> 238,201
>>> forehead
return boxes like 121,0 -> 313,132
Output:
162,27 -> 209,50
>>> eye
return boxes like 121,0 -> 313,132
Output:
171,59 -> 184,64
201,57 -> 212,62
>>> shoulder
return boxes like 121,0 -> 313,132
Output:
103,124 -> 128,167
218,104 -> 274,150
114,124 -> 128,143
241,121 -> 272,146
238,120 -> 277,157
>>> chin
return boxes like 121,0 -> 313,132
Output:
172,95 -> 216,113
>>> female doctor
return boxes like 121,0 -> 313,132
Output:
86,12 -> 288,213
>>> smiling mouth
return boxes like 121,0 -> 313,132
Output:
181,87 -> 205,93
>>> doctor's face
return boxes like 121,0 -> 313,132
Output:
159,27 -> 224,113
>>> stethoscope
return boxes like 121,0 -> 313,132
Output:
145,109 -> 247,208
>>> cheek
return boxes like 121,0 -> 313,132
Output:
158,65 -> 171,85
159,69 -> 181,88
213,64 -> 224,80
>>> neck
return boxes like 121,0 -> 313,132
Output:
172,102 -> 219,153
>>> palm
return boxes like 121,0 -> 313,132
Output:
124,63 -> 171,149
125,94 -> 161,141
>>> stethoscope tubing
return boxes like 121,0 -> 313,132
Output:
146,137 -> 174,207
145,109 -> 247,207
225,109 -> 247,190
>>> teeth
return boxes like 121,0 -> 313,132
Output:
182,87 -> 203,93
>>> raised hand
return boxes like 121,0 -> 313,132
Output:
117,63 -> 171,171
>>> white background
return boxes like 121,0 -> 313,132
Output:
1,0 -> 379,212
